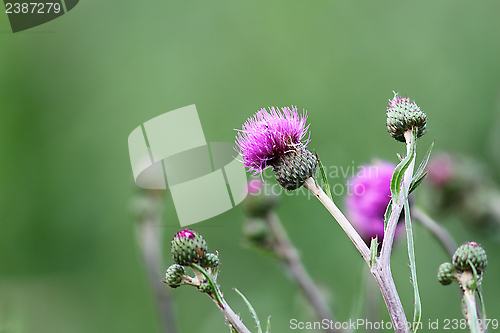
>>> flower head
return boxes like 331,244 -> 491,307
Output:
236,106 -> 317,190
345,162 -> 402,243
386,92 -> 427,142
235,106 -> 310,174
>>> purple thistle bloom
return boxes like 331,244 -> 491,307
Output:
345,162 -> 402,243
235,106 -> 310,175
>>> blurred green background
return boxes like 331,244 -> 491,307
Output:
1,1 -> 500,332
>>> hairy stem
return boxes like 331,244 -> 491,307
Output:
266,211 -> 339,333
457,271 -> 484,333
191,264 -> 253,333
205,287 -> 252,333
463,289 -> 482,333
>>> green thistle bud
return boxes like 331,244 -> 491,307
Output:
273,148 -> 318,190
171,229 -> 208,266
452,242 -> 488,273
437,262 -> 456,285
165,264 -> 186,288
386,93 -> 427,142
202,252 -> 219,268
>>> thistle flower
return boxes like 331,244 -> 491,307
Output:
235,106 -> 317,190
386,93 -> 427,142
345,162 -> 402,244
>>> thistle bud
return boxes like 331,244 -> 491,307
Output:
202,252 -> 220,268
165,264 -> 186,288
171,229 -> 208,266
452,242 -> 488,273
437,262 -> 456,285
386,93 -> 427,142
274,148 -> 318,190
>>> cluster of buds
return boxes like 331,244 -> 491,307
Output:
164,229 -> 220,293
438,242 -> 488,290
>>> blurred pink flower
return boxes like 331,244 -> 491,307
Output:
345,162 -> 402,243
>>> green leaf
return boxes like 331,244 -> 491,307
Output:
383,199 -> 392,230
265,316 -> 271,333
369,236 -> 378,268
316,154 -> 333,201
404,198 -> 421,333
409,140 -> 434,194
234,288 -> 262,333
408,171 -> 428,195
390,137 -> 416,199
412,140 -> 434,183
468,259 -> 488,322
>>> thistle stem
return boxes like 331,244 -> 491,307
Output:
373,131 -> 417,333
379,130 -> 415,264
304,131 -> 421,333
304,174 -> 409,332
192,264 -> 253,333
463,288 -> 482,333
265,211 -> 339,333
303,177 -> 370,263
215,297 -> 253,333
457,271 -> 484,333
